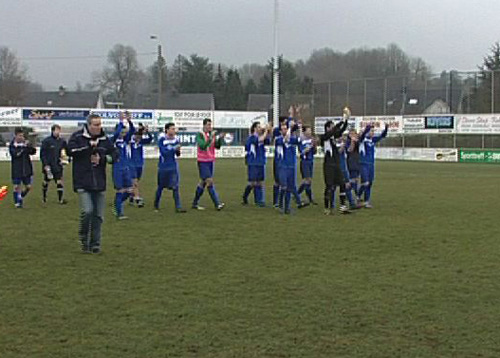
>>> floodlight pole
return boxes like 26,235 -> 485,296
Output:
150,35 -> 164,109
273,0 -> 280,127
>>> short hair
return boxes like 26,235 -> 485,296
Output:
250,121 -> 260,133
279,116 -> 288,124
14,127 -> 24,135
51,124 -> 61,133
165,123 -> 175,131
203,118 -> 212,126
302,125 -> 310,132
87,113 -> 101,124
324,120 -> 333,132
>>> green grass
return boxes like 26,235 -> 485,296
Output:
1,159 -> 500,357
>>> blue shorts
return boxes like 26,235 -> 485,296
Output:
349,170 -> 360,180
13,177 -> 32,186
198,161 -> 214,180
248,165 -> 265,182
278,166 -> 296,190
300,161 -> 314,179
113,166 -> 133,190
360,164 -> 375,183
130,166 -> 143,180
158,169 -> 179,189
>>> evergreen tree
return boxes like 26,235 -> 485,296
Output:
225,69 -> 245,110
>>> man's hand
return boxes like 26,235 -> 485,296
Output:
44,165 -> 50,173
90,152 -> 100,166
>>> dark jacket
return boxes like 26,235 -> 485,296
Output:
320,119 -> 348,168
67,125 -> 117,192
40,135 -> 68,173
9,141 -> 36,179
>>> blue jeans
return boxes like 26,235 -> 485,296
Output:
77,190 -> 106,250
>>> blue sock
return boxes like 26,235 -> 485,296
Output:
173,188 -> 181,209
330,188 -> 336,209
13,191 -> 18,204
351,181 -> 359,197
365,184 -> 372,202
279,188 -> 285,209
358,184 -> 366,199
298,183 -> 306,195
305,184 -> 313,202
285,190 -> 292,212
207,185 -> 220,206
115,192 -> 124,216
257,185 -> 265,205
273,184 -> 280,206
154,187 -> 162,208
243,185 -> 252,202
293,187 -> 302,205
253,185 -> 259,204
346,189 -> 355,206
193,185 -> 204,206
122,192 -> 130,203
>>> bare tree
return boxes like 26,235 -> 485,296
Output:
95,44 -> 142,102
0,47 -> 29,105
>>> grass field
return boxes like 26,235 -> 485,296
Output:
1,158 -> 500,357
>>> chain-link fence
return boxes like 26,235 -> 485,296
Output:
313,70 -> 500,117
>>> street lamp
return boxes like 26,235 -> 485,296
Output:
150,35 -> 164,109
273,0 -> 280,127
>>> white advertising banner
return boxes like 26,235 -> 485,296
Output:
358,116 -> 403,135
403,117 -> 426,133
456,114 -> 500,134
90,109 -> 155,128
155,110 -> 212,131
0,107 -> 22,127
377,147 -> 458,162
213,111 -> 268,129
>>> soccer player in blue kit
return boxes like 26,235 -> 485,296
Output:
275,121 -> 306,214
357,122 -> 388,208
129,123 -> 153,207
154,123 -> 186,213
111,111 -> 135,219
242,121 -> 271,206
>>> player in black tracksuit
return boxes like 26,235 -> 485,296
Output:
40,124 -> 68,204
320,117 -> 349,214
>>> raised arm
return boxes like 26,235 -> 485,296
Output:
373,123 -> 389,143
359,124 -> 372,142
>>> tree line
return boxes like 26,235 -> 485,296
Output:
1,42 -> 500,113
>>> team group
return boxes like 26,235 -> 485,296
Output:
8,109 -> 388,217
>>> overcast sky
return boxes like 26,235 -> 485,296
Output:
2,0 -> 500,90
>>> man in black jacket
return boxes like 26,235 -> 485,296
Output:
320,109 -> 350,215
67,114 -> 117,254
40,124 -> 68,204
9,128 -> 36,208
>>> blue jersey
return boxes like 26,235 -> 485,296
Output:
359,125 -> 388,164
246,134 -> 270,166
336,142 -> 349,172
275,135 -> 299,169
111,122 -> 135,170
158,135 -> 180,171
130,133 -> 153,168
299,137 -> 315,162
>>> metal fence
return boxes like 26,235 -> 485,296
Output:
313,70 -> 500,117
